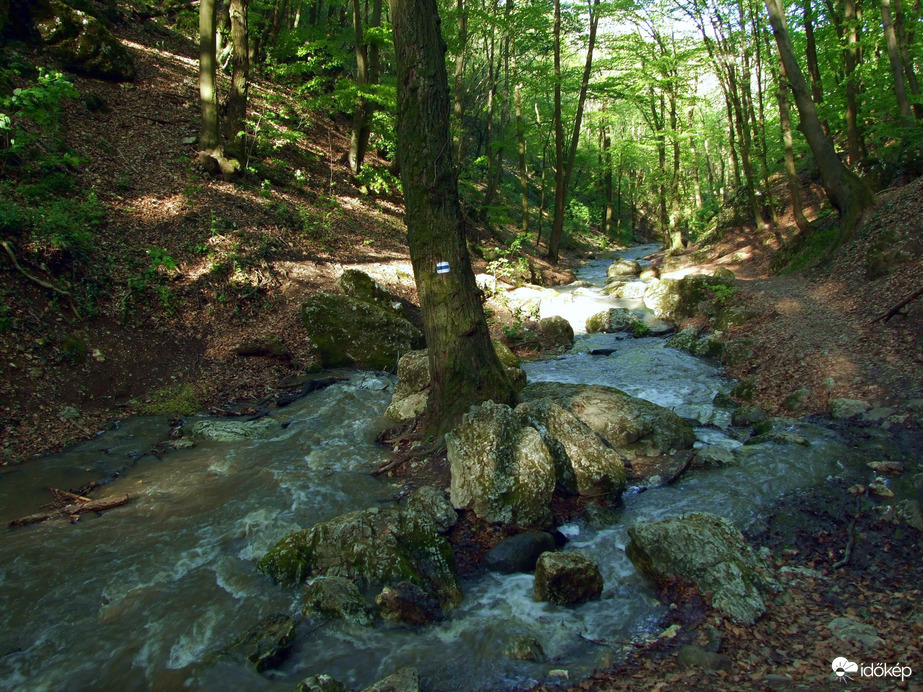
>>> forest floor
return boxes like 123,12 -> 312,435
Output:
2,9 -> 922,692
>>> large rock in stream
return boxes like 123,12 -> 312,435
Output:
301,292 -> 423,371
643,274 -> 736,322
520,382 -> 695,458
257,487 -> 461,610
626,512 -> 780,624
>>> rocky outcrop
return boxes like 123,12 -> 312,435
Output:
829,398 -> 870,420
533,552 -> 603,605
301,292 -> 423,371
447,402 -> 555,525
385,343 -> 527,422
257,487 -> 460,609
643,274 -> 735,322
337,269 -> 403,316
520,382 -> 695,458
626,512 -> 780,624
515,399 -> 626,496
34,0 -> 135,81
731,405 -> 767,427
302,576 -> 375,626
375,581 -> 444,626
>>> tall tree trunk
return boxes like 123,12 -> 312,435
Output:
515,79 -> 529,234
603,127 -> 614,235
766,0 -> 875,234
348,0 -> 380,174
481,0 -> 512,216
803,0 -> 825,106
199,0 -> 220,153
880,0 -> 916,129
893,0 -> 923,118
547,0 -> 600,264
390,0 -> 517,434
844,0 -> 867,163
223,0 -> 249,159
775,56 -> 813,233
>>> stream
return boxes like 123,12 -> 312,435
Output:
0,245 -> 861,691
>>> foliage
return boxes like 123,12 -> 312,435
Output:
122,248 -> 179,321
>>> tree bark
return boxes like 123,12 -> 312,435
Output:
775,55 -> 813,233
199,0 -> 221,153
223,0 -> 249,158
390,0 -> 517,434
880,0 -> 916,129
515,79 -> 529,234
765,0 -> 875,234
452,0 -> 468,166
893,0 -> 923,119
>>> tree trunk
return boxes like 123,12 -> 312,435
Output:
199,0 -> 221,153
803,0 -> 825,106
223,0 -> 249,159
515,79 -> 528,234
765,0 -> 875,234
775,55 -> 813,233
452,0 -> 468,166
547,0 -> 600,264
844,0 -> 867,163
603,127 -> 614,235
880,0 -> 916,129
390,0 -> 517,434
893,0 -> 923,119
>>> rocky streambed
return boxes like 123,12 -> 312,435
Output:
0,246 -> 916,692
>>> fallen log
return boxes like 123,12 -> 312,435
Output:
9,494 -> 130,528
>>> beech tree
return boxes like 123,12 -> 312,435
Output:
390,0 -> 518,434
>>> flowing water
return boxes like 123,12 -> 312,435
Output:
0,246 -> 859,691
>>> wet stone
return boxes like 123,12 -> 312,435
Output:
361,667 -> 420,692
534,552 -> 603,605
375,582 -> 444,626
504,633 -> 546,661
226,613 -> 296,673
292,675 -> 347,692
302,576 -> 375,626
484,531 -> 557,574
731,406 -> 767,427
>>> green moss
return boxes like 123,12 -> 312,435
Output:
140,383 -> 203,416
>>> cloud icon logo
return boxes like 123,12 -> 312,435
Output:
832,657 -> 859,678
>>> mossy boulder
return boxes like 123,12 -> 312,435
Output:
447,401 -> 555,526
292,675 -> 346,692
34,0 -> 135,81
257,487 -> 460,609
665,327 -> 699,353
607,259 -> 642,278
515,399 -> 626,497
361,668 -> 420,692
586,308 -> 634,334
626,512 -> 780,624
713,306 -> 759,331
337,269 -> 403,316
644,274 -> 736,322
385,343 -> 526,422
302,576 -> 375,626
520,382 -> 695,458
731,405 -> 767,427
536,315 -> 574,349
301,292 -> 423,372
534,552 -> 603,605
225,613 -> 296,673
375,581 -> 444,626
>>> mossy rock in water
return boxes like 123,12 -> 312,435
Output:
626,512 -> 780,624
301,292 -> 423,372
258,487 -> 461,609
34,0 -> 136,81
535,316 -> 574,349
666,327 -> 699,353
534,552 -> 603,606
644,274 -> 736,322
586,307 -> 634,334
520,382 -> 695,458
515,399 -> 626,498
302,576 -> 375,626
224,613 -> 296,673
337,269 -> 403,316
447,401 -> 555,526
293,675 -> 346,692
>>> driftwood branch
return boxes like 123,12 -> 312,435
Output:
9,494 -> 130,528
832,513 -> 859,569
873,285 -> 923,323
1,241 -> 80,317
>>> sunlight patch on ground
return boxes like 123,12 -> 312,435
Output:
775,298 -> 804,314
120,39 -> 197,68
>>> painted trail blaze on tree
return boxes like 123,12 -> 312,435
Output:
390,0 -> 517,434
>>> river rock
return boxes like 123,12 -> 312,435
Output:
484,531 -> 557,574
713,306 -> 758,331
361,668 -> 420,692
782,388 -> 809,411
515,399 -> 626,497
691,334 -> 725,359
447,402 -> 555,525
34,0 -> 136,81
504,633 -> 545,661
586,308 -> 635,334
691,445 -> 737,469
828,617 -> 883,649
829,398 -> 870,420
536,315 -> 574,349
292,675 -> 346,692
337,269 -> 403,316
385,344 -> 527,422
302,576 -> 375,626
665,327 -> 699,352
191,418 -> 277,441
731,405 -> 767,427
301,292 -> 423,371
607,259 -> 642,278
226,613 -> 296,672
626,512 -> 780,624
644,274 -> 735,322
534,552 -> 603,605
258,488 -> 461,609
375,581 -> 444,626
520,383 -> 695,458
639,267 -> 660,282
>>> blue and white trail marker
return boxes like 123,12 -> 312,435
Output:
436,261 -> 451,274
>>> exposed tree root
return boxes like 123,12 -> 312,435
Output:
1,241 -> 80,317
